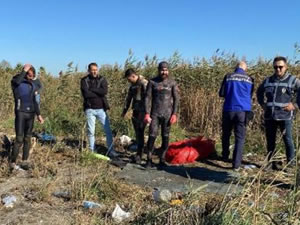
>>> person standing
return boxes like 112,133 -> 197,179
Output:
257,56 -> 300,169
144,61 -> 179,168
81,62 -> 118,157
10,64 -> 44,170
219,61 -> 254,171
122,69 -> 148,164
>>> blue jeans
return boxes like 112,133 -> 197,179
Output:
85,109 -> 114,152
265,119 -> 295,162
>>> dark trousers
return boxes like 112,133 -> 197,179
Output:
147,115 -> 171,162
265,119 -> 295,162
222,111 -> 246,169
132,111 -> 146,156
11,111 -> 35,163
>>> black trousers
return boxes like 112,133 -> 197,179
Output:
132,111 -> 146,156
11,111 -> 35,163
147,115 -> 171,162
221,111 -> 246,169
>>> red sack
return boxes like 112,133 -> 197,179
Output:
165,136 -> 215,165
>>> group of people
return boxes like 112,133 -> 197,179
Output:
220,56 -> 300,171
9,56 -> 300,171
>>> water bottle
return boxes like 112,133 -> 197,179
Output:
83,201 -> 103,209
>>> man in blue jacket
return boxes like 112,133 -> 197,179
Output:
11,64 -> 44,170
257,56 -> 300,170
219,61 -> 254,170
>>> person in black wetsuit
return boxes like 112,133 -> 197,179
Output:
10,64 -> 44,170
144,61 -> 179,168
122,69 -> 148,164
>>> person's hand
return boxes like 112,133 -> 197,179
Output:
23,64 -> 32,72
144,114 -> 152,124
170,114 -> 177,125
283,103 -> 295,111
37,115 -> 44,124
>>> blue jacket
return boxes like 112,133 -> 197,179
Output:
11,71 -> 40,115
219,68 -> 254,112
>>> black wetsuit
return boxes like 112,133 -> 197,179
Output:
145,75 -> 179,163
11,71 -> 41,163
122,76 -> 148,158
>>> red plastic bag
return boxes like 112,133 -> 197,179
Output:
165,136 -> 215,165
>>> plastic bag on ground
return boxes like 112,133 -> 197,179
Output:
112,203 -> 131,222
2,195 -> 17,208
119,135 -> 132,146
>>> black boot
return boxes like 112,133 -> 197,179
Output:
133,149 -> 143,164
145,136 -> 156,169
158,136 -> 169,168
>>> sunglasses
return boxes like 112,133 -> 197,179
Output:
274,66 -> 284,70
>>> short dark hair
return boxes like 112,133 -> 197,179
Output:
273,56 -> 287,64
124,68 -> 136,78
88,62 -> 98,70
28,66 -> 36,75
158,61 -> 169,70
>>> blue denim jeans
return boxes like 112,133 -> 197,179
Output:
265,119 -> 295,162
85,109 -> 114,152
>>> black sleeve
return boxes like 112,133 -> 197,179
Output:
219,75 -> 227,97
256,80 -> 266,107
35,79 -> 43,92
80,78 -> 98,98
89,78 -> 108,97
34,96 -> 41,116
172,82 -> 179,115
297,88 -> 300,108
145,81 -> 153,114
11,71 -> 27,88
122,87 -> 133,115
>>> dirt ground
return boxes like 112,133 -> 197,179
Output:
0,134 -> 296,225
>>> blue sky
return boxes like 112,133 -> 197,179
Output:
1,0 -> 299,75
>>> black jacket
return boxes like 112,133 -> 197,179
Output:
80,74 -> 110,111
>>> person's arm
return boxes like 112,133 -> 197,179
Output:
11,71 -> 27,88
144,81 -> 153,115
171,82 -> 179,115
291,78 -> 300,109
297,88 -> 300,109
80,78 -> 98,98
11,64 -> 32,87
219,75 -> 227,97
122,87 -> 133,116
256,80 -> 266,108
35,78 -> 43,92
89,77 -> 108,96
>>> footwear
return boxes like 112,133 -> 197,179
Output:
145,159 -> 155,169
221,156 -> 231,163
233,167 -> 241,172
264,162 -> 279,171
9,162 -> 17,171
108,150 -> 119,158
133,155 -> 142,164
157,160 -> 167,170
20,160 -> 33,170
286,160 -> 296,168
